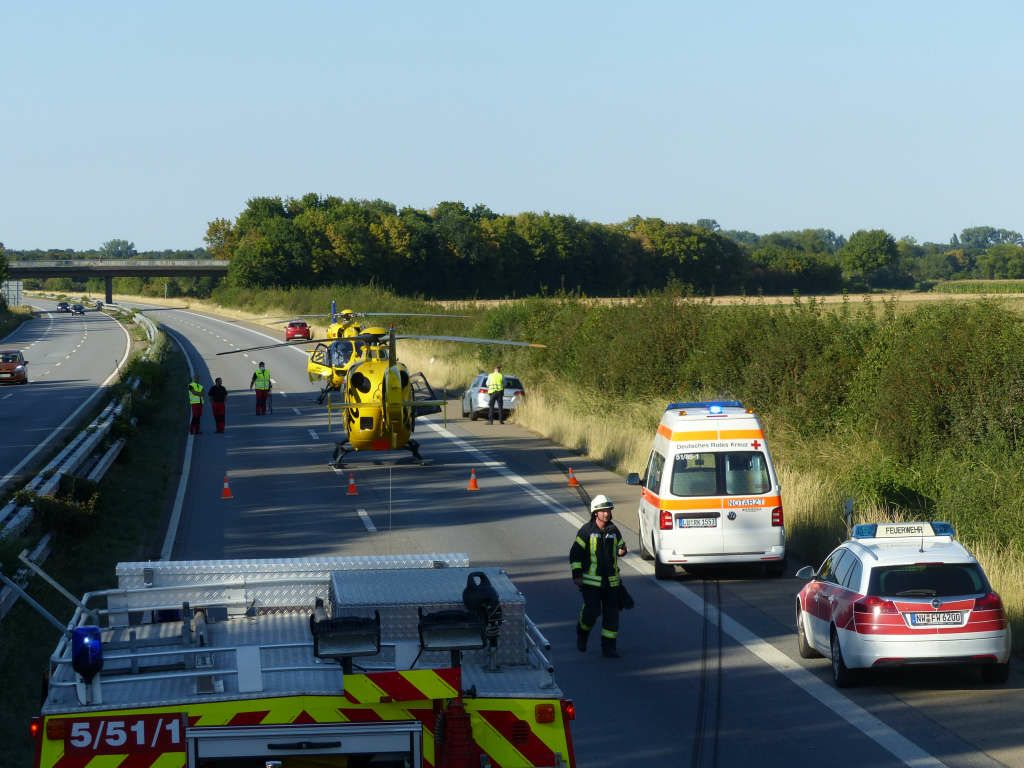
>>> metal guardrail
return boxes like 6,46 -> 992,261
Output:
0,307 -> 161,623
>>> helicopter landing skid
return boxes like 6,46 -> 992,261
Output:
328,440 -> 432,468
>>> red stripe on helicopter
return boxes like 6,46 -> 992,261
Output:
477,710 -> 556,767
292,710 -> 318,724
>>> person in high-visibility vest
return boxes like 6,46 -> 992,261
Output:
249,361 -> 272,415
485,364 -> 505,425
187,375 -> 205,435
570,494 -> 628,658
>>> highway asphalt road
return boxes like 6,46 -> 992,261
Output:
143,303 -> 1022,768
0,300 -> 130,495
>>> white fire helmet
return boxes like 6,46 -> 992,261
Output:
590,494 -> 614,514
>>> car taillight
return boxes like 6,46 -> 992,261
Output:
771,506 -> 783,526
478,388 -> 488,394
514,390 -> 524,396
974,592 -> 1005,614
660,510 -> 673,530
854,596 -> 898,615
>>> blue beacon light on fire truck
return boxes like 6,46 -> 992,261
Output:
71,626 -> 103,683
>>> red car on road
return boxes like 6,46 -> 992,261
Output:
285,320 -> 312,341
0,350 -> 29,384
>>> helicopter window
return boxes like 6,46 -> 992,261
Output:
644,451 -> 665,493
328,340 -> 355,367
671,452 -> 718,496
310,344 -> 327,365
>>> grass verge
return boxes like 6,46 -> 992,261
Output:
0,334 -> 187,767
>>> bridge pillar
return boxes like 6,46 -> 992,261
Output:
105,276 -> 113,304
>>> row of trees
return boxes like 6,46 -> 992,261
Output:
6,200 -> 1024,298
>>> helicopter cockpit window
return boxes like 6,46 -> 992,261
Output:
328,340 -> 355,367
310,344 -> 327,365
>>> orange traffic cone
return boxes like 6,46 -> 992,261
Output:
467,468 -> 480,491
346,473 -> 359,496
221,475 -> 233,500
567,468 -> 580,487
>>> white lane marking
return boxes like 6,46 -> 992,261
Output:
419,419 -> 948,768
293,408 -> 301,416
160,330 -> 199,561
1,394 -> 11,400
308,429 -> 319,440
357,508 -> 377,532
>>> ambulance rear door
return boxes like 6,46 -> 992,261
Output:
718,448 -> 779,554
665,449 -> 725,554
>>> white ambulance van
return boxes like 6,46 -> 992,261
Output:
627,400 -> 786,579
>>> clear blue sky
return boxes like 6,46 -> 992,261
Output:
3,1 -> 1022,251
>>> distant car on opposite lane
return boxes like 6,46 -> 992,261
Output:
70,304 -> 86,315
56,302 -> 70,313
461,372 -> 525,421
795,521 -> 1011,687
0,350 -> 29,384
285,320 -> 312,341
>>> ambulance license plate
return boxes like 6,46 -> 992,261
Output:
0,373 -> 10,378
909,611 -> 962,626
679,517 -> 717,528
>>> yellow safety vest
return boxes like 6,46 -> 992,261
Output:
253,369 -> 271,390
486,371 -> 504,394
188,382 -> 204,405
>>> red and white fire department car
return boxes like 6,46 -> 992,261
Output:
795,521 -> 1011,687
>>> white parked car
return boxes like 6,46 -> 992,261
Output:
795,521 -> 1011,687
461,373 -> 526,421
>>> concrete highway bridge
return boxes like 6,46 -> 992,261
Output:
6,259 -> 229,303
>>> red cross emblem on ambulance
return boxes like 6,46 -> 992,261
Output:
751,440 -> 761,450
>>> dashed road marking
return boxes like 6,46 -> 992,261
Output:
357,508 -> 377,532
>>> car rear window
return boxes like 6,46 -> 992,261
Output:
504,377 -> 523,389
289,321 -> 308,328
670,451 -> 771,496
868,563 -> 989,598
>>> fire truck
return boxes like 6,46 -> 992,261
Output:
29,553 -> 576,767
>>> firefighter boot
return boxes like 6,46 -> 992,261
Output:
576,626 -> 590,653
601,636 -> 620,658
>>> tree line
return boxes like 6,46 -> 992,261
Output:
5,199 -> 1024,298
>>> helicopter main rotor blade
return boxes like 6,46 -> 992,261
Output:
215,338 -> 330,356
395,334 -> 546,348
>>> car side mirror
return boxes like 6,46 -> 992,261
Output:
795,565 -> 816,580
626,473 -> 640,486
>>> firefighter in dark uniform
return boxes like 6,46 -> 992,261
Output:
570,494 -> 627,658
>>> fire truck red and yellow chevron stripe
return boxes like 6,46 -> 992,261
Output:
37,669 -> 574,768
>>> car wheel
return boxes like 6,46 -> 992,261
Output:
796,606 -> 821,659
461,405 -> 468,418
830,627 -> 856,688
470,410 -> 479,421
654,555 -> 675,581
638,526 -> 654,561
981,662 -> 1010,684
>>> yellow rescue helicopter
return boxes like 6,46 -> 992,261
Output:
325,326 -> 543,465
238,302 -> 468,403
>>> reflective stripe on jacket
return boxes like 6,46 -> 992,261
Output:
486,371 -> 504,394
253,369 -> 271,390
569,519 -> 624,587
188,382 -> 204,405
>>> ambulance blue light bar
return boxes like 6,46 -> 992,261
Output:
852,522 -> 955,540
666,400 -> 744,412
